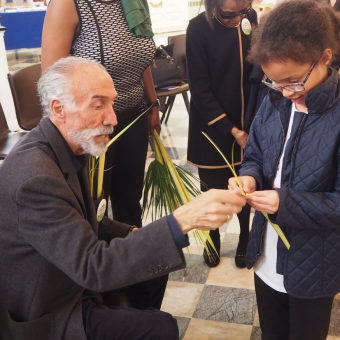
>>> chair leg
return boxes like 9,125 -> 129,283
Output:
164,96 -> 176,125
182,92 -> 190,114
160,96 -> 170,123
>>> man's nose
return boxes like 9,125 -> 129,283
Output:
104,106 -> 118,127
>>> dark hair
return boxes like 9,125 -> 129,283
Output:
248,0 -> 340,65
204,0 -> 252,28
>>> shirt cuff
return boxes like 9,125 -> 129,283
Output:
167,214 -> 190,249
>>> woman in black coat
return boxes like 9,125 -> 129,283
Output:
186,0 -> 257,268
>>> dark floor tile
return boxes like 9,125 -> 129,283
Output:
178,160 -> 199,175
193,285 -> 256,325
169,254 -> 211,284
329,299 -> 340,336
174,316 -> 191,340
221,233 -> 239,258
250,326 -> 262,340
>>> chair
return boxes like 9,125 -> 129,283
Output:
156,34 -> 190,125
8,63 -> 43,131
0,103 -> 27,159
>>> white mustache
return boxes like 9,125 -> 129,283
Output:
91,125 -> 114,137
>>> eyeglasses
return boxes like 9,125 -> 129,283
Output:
218,4 -> 252,19
262,60 -> 317,93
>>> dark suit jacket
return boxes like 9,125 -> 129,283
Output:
0,118 -> 186,340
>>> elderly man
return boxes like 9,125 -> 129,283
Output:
0,57 -> 245,340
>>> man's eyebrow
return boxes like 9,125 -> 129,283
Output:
91,95 -> 108,99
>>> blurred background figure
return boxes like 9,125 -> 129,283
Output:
253,0 -> 276,21
186,0 -> 257,268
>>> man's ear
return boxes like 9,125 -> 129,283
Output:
50,100 -> 65,122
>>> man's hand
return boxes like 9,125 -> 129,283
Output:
245,190 -> 280,214
148,107 -> 161,135
173,189 -> 246,234
231,127 -> 248,149
229,176 -> 256,194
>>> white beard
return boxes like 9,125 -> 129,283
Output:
67,125 -> 114,156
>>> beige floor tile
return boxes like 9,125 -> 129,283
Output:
327,336 -> 340,340
161,281 -> 204,318
183,318 -> 252,340
335,292 -> 340,300
253,310 -> 260,327
206,257 -> 255,290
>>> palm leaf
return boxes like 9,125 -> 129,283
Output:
142,131 -> 219,257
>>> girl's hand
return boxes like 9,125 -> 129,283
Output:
246,190 -> 280,214
228,176 -> 256,195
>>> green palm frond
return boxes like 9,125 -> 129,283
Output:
142,130 -> 219,257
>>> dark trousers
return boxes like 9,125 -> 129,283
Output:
255,274 -> 334,340
82,275 -> 177,340
103,106 -> 149,227
198,166 -> 251,252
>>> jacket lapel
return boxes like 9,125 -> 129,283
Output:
39,118 -> 87,220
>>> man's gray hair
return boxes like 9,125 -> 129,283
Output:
204,0 -> 252,28
38,56 -> 108,118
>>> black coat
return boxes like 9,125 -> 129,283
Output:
241,68 -> 340,298
186,11 -> 256,168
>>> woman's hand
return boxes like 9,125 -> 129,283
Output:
229,176 -> 256,195
148,107 -> 161,135
231,127 -> 248,149
245,190 -> 280,214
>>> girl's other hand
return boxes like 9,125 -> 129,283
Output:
246,190 -> 280,214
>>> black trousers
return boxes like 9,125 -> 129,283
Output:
82,275 -> 178,340
103,106 -> 149,227
198,166 -> 251,252
255,274 -> 334,340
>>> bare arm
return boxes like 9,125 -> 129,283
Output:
142,66 -> 161,135
41,0 -> 79,72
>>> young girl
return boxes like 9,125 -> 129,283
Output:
229,1 -> 340,339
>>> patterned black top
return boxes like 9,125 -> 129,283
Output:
71,0 -> 155,113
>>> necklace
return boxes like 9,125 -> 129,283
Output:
214,15 -> 241,28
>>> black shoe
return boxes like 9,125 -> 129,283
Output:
203,248 -> 220,268
235,253 -> 246,268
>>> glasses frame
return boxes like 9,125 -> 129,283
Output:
218,4 -> 252,20
262,60 -> 317,93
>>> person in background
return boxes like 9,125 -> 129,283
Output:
186,0 -> 257,268
41,0 -> 159,229
0,56 -> 246,340
229,1 -> 340,339
41,0 -> 166,315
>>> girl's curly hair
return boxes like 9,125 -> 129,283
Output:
248,0 -> 340,65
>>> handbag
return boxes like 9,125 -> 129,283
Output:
151,44 -> 182,89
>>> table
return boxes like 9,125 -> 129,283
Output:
0,9 -> 46,50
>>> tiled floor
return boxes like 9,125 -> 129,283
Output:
6,48 -> 340,340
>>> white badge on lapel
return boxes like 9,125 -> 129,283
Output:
242,18 -> 251,35
97,198 -> 106,222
